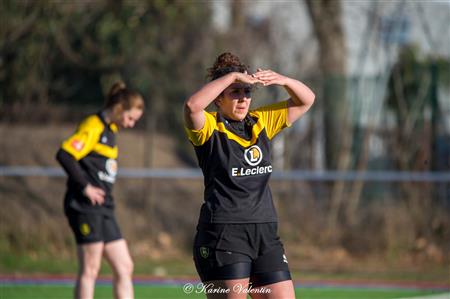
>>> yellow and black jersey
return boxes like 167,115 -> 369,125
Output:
185,101 -> 291,223
59,112 -> 119,213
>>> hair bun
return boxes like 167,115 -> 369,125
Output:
108,81 -> 127,98
215,52 -> 242,68
207,52 -> 248,80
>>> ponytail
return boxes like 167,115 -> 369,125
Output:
105,81 -> 144,111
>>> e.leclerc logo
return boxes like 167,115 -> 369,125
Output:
232,145 -> 272,177
244,145 -> 263,166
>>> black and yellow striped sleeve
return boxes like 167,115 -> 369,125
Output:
61,115 -> 104,160
185,111 -> 217,146
252,101 -> 291,140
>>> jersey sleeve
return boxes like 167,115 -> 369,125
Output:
185,111 -> 217,146
55,149 -> 89,190
61,115 -> 104,160
253,100 -> 291,140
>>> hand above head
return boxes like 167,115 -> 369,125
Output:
83,184 -> 106,205
234,72 -> 263,85
252,68 -> 288,86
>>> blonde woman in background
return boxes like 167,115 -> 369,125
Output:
56,82 -> 144,299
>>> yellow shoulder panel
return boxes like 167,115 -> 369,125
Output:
61,115 -> 104,160
251,101 -> 290,140
185,111 -> 217,146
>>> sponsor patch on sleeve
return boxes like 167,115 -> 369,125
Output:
71,139 -> 85,152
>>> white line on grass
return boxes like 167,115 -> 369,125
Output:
396,293 -> 450,299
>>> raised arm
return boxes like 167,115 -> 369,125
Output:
253,69 -> 315,124
183,72 -> 261,130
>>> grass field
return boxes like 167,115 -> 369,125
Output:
1,254 -> 448,299
1,284 -> 445,299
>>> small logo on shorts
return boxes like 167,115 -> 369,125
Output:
283,254 -> 288,263
200,247 -> 209,259
80,223 -> 91,236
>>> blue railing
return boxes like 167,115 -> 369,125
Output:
1,166 -> 449,182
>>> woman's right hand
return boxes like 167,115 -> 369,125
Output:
83,184 -> 105,205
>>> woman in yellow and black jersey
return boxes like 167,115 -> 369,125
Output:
184,53 -> 315,299
56,82 -> 143,299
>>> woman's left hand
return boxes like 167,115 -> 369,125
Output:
252,69 -> 288,86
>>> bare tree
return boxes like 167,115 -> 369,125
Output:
305,0 -> 352,229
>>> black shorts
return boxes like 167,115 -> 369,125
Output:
193,222 -> 291,286
66,210 -> 122,245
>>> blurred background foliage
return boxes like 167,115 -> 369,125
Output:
1,0 -> 212,127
